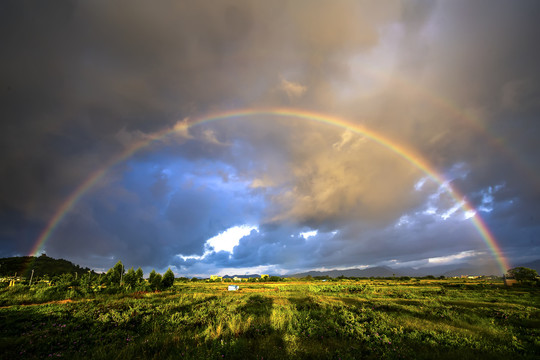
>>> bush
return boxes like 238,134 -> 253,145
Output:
161,268 -> 175,289
507,267 -> 538,284
150,271 -> 162,291
123,267 -> 137,289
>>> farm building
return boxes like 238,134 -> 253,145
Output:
228,285 -> 239,291
210,275 -> 222,281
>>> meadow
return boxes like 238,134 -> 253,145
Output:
1,279 -> 539,359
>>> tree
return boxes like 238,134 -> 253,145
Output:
123,267 -> 137,288
161,268 -> 175,289
149,269 -> 157,285
507,267 -> 538,283
149,270 -> 162,290
103,268 -> 114,285
54,273 -> 74,288
135,267 -> 144,284
108,261 -> 124,285
152,274 -> 162,290
80,271 -> 94,289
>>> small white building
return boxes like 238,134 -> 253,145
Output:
228,285 -> 239,291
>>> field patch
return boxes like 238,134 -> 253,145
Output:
0,280 -> 538,359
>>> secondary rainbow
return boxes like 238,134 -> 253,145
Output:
31,108 -> 511,273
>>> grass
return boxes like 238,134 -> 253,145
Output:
0,280 -> 538,359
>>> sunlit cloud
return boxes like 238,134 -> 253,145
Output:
299,230 -> 318,240
207,225 -> 259,253
428,250 -> 483,265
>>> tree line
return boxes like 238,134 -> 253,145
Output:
99,261 -> 175,291
2,260 -> 175,293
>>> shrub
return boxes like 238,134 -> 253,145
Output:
150,271 -> 162,291
161,268 -> 175,289
507,267 -> 538,284
123,267 -> 137,289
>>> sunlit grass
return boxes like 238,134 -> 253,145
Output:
0,280 -> 538,359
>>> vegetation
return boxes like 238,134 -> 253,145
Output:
1,277 -> 538,359
507,267 -> 539,284
0,254 -> 92,279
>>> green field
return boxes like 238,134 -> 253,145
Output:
1,280 -> 539,359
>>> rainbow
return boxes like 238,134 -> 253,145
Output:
31,108 -> 511,273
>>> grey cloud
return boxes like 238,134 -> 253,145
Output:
0,0 -> 393,219
1,1 -> 538,272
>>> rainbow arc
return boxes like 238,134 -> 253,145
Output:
31,108 -> 511,274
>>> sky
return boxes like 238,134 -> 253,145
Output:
1,1 -> 539,276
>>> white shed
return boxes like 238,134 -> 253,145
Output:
228,285 -> 239,291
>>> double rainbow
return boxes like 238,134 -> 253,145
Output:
31,108 -> 511,273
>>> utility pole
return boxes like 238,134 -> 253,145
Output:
29,269 -> 34,286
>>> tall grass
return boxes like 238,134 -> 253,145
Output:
0,280 -> 538,359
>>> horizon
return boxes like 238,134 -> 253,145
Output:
1,2 -> 539,277
4,253 -> 537,279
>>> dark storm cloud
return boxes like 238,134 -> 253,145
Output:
1,1 -> 539,272
0,0 -> 388,216
419,1 -> 540,263
48,155 -> 266,270
0,0 -> 400,267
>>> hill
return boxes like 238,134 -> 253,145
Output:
0,254 -> 92,279
290,266 -> 397,278
288,260 -> 540,278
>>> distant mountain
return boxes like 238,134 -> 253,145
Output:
288,260 -> 535,278
442,267 -> 498,277
0,254 -> 92,279
290,266 -> 398,278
